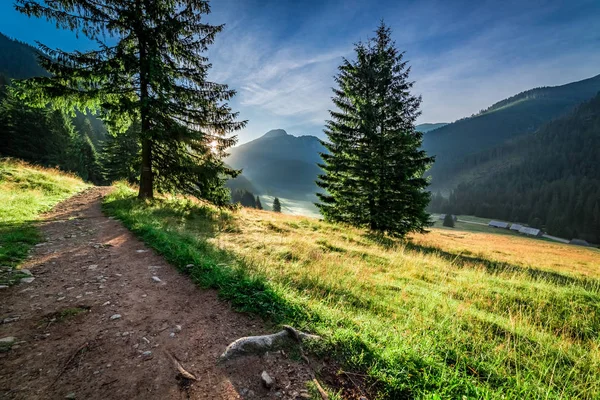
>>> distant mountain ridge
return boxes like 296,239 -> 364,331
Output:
416,123 -> 447,133
0,32 -> 48,80
423,74 -> 600,189
225,129 -> 326,199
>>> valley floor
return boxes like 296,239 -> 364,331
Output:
0,188 -> 314,399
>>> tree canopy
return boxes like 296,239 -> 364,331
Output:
14,0 -> 245,204
317,23 -> 433,237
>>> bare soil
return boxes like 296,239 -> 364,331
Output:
0,188 -> 316,400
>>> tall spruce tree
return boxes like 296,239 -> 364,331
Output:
14,0 -> 245,204
317,23 -> 433,237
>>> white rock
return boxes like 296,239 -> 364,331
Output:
57,296 -> 65,301
21,277 -> 35,284
110,314 -> 121,320
141,351 -> 152,357
174,325 -> 182,332
0,336 -> 16,343
102,301 -> 111,306
136,250 -> 148,253
88,265 -> 98,270
151,276 -> 162,283
19,269 -> 32,276
261,371 -> 274,389
0,285 -> 8,290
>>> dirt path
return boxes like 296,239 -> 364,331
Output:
0,188 -> 314,400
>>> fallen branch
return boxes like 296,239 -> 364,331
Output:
312,378 -> 329,400
166,350 -> 198,381
219,325 -> 320,361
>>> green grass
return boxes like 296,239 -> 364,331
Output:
103,184 -> 600,399
0,159 -> 88,284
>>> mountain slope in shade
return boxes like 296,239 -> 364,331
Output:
424,74 -> 600,189
0,32 -> 48,80
225,129 -> 326,199
444,93 -> 600,243
416,123 -> 447,133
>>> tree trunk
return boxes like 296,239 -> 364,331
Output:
137,9 -> 152,199
138,138 -> 153,199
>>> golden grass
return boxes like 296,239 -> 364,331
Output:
104,186 -> 600,398
411,228 -> 599,278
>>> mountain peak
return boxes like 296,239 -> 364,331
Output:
262,129 -> 289,139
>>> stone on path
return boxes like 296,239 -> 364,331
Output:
110,314 -> 121,320
151,276 -> 162,283
261,371 -> 274,389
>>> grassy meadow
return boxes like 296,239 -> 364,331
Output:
104,184 -> 600,399
0,159 -> 88,283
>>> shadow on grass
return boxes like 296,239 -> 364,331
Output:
403,241 -> 600,292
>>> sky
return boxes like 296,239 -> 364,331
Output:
1,0 -> 599,144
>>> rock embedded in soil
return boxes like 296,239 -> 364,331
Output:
110,314 -> 121,320
261,371 -> 274,389
151,276 -> 162,283
21,277 -> 35,284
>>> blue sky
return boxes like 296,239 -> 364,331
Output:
1,0 -> 599,143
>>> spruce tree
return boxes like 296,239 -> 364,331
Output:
273,197 -> 282,213
443,214 -> 455,228
256,196 -> 263,210
14,0 -> 245,204
317,23 -> 433,237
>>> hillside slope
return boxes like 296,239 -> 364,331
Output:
442,93 -> 600,243
0,159 -> 88,284
416,122 -> 447,132
424,74 -> 600,189
0,32 -> 48,81
226,129 -> 325,199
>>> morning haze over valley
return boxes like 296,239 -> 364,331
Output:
0,0 -> 599,399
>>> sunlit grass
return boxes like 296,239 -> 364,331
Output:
0,158 -> 88,278
104,184 -> 600,399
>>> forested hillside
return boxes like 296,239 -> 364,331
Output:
431,93 -> 600,243
0,33 -> 48,80
0,32 -> 108,184
424,74 -> 600,189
